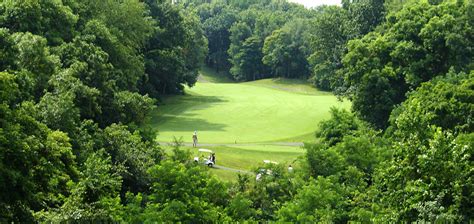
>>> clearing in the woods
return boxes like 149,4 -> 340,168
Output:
147,67 -> 350,181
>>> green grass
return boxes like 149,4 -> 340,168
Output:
246,78 -> 332,96
199,66 -> 235,83
149,79 -> 349,144
208,168 -> 240,182
162,144 -> 305,182
148,67 -> 350,181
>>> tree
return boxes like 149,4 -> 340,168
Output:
375,129 -> 473,222
315,107 -> 365,146
102,124 -> 162,194
373,73 -> 474,222
142,0 -> 207,95
307,6 -> 350,90
131,160 -> 231,222
35,150 -> 124,222
343,0 -> 386,37
0,72 -> 77,221
278,176 -> 348,222
112,91 -> 155,125
11,32 -> 59,100
263,19 -> 311,79
229,36 -> 267,81
0,0 -> 77,45
197,3 -> 237,72
389,71 -> 474,138
341,1 -> 473,128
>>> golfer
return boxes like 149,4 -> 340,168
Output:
192,131 -> 198,147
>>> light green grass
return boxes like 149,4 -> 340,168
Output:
149,68 -> 350,181
245,78 -> 331,96
162,144 -> 304,182
199,66 -> 235,83
208,168 -> 240,182
149,80 -> 349,144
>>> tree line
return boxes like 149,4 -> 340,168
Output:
0,0 -> 473,222
185,0 -> 472,130
0,0 -> 205,221
182,0 -> 385,84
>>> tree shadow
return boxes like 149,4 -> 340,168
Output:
152,94 -> 228,132
157,115 -> 226,131
179,94 -> 227,104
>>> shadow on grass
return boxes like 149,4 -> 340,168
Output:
180,94 -> 227,104
158,115 -> 227,131
272,77 -> 308,85
151,94 -> 228,133
199,66 -> 235,83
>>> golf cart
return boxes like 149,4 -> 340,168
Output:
194,148 -> 215,167
256,160 -> 278,180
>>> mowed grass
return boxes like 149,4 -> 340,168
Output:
149,72 -> 350,144
148,68 -> 349,181
162,144 -> 306,182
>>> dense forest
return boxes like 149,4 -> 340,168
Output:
0,0 -> 473,222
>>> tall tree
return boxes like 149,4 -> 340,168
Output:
143,0 -> 207,95
307,6 -> 350,90
197,3 -> 237,72
263,19 -> 311,79
341,1 -> 473,128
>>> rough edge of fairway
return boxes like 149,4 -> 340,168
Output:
244,78 -> 333,96
199,66 -> 235,83
161,144 -> 305,182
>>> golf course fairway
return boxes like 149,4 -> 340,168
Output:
146,68 -> 351,181
149,70 -> 350,144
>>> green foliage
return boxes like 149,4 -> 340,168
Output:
308,6 -> 350,90
278,176 -> 348,222
247,163 -> 298,220
191,0 -> 316,81
0,0 -> 202,221
142,0 -> 207,95
373,73 -> 474,222
308,0 -> 386,91
0,28 -> 15,71
375,129 -> 473,222
225,193 -> 257,221
0,71 -> 17,103
36,150 -> 124,222
0,0 -> 78,45
343,0 -> 386,36
315,107 -> 365,146
112,91 -> 156,125
197,2 -> 237,72
2,0 -> 473,222
130,160 -> 231,222
11,31 -> 59,99
263,19 -> 311,79
295,106 -> 392,222
390,71 -> 474,137
306,143 -> 345,177
341,0 -> 473,128
0,75 -> 77,221
102,124 -> 162,194
229,35 -> 267,80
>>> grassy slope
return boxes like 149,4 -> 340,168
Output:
149,72 -> 349,144
148,67 -> 350,181
163,144 -> 306,182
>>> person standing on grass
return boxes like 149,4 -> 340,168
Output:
192,131 -> 198,147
